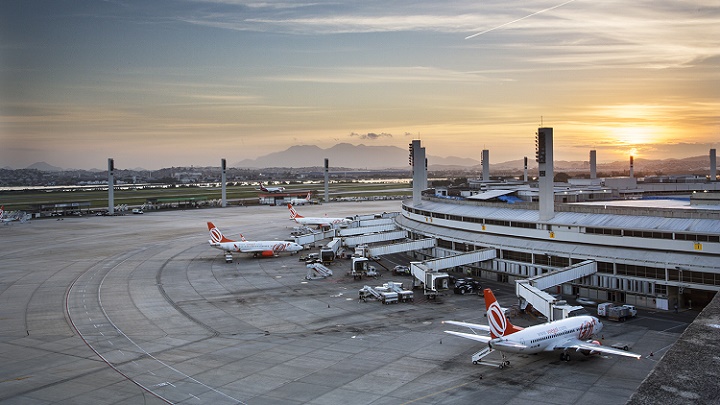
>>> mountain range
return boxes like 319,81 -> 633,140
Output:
233,143 -> 480,170
12,143 -> 716,174
233,143 -> 715,175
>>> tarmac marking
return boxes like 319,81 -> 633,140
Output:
0,376 -> 32,383
400,379 -> 478,404
646,342 -> 674,360
662,324 -> 687,333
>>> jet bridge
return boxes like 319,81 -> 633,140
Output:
343,230 -> 407,248
364,238 -> 436,257
410,248 -> 496,298
356,217 -> 395,227
515,260 -> 597,321
293,229 -> 337,247
339,224 -> 397,237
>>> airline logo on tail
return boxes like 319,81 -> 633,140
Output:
288,204 -> 302,219
487,300 -> 509,339
484,288 -> 522,338
208,222 -> 235,243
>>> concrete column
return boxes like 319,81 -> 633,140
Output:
108,158 -> 114,215
482,149 -> 490,182
710,149 -> 717,181
410,140 -> 427,206
536,128 -> 554,221
221,158 -> 227,207
324,158 -> 329,203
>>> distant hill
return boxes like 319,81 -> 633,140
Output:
16,149 -> 714,175
26,162 -> 64,172
233,143 -> 482,169
232,144 -> 715,174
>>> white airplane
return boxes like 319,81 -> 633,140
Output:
207,222 -> 303,258
444,288 -> 641,368
289,192 -> 313,206
258,182 -> 285,193
287,204 -> 352,228
1,206 -> 17,225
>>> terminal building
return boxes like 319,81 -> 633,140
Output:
397,133 -> 720,310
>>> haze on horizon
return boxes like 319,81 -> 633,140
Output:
1,1 -> 718,170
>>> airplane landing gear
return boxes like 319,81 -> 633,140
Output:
560,352 -> 571,362
498,353 -> 510,369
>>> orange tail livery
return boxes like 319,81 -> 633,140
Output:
207,222 -> 235,243
484,288 -> 523,338
287,203 -> 303,219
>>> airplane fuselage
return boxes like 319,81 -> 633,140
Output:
444,288 -> 640,365
490,316 -> 603,354
210,240 -> 303,255
292,217 -> 351,227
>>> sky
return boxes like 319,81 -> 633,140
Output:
1,0 -> 718,170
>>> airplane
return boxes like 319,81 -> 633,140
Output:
207,222 -> 303,258
289,192 -> 313,206
287,204 -> 353,228
443,288 -> 642,368
258,182 -> 285,193
1,206 -> 17,225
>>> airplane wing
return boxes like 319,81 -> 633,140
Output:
443,330 -> 492,344
444,331 -> 529,352
553,338 -> 642,359
443,320 -> 491,333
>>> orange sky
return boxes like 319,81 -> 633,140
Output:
1,1 -> 718,169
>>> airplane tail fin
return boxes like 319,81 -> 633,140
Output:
0,206 -> 4,218
484,288 -> 522,338
207,222 -> 235,243
287,203 -> 303,219
306,192 -> 312,200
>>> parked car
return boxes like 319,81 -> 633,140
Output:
393,265 -> 411,275
453,278 -> 481,295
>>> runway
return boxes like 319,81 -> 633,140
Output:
0,202 -> 686,404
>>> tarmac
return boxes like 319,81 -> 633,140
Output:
0,201 -> 698,404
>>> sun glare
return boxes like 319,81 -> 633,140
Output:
614,127 -> 655,145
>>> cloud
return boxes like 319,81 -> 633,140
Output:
179,1 -> 720,72
268,66 -> 499,85
350,132 -> 393,140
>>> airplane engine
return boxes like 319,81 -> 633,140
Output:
581,340 -> 602,356
261,250 -> 275,257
